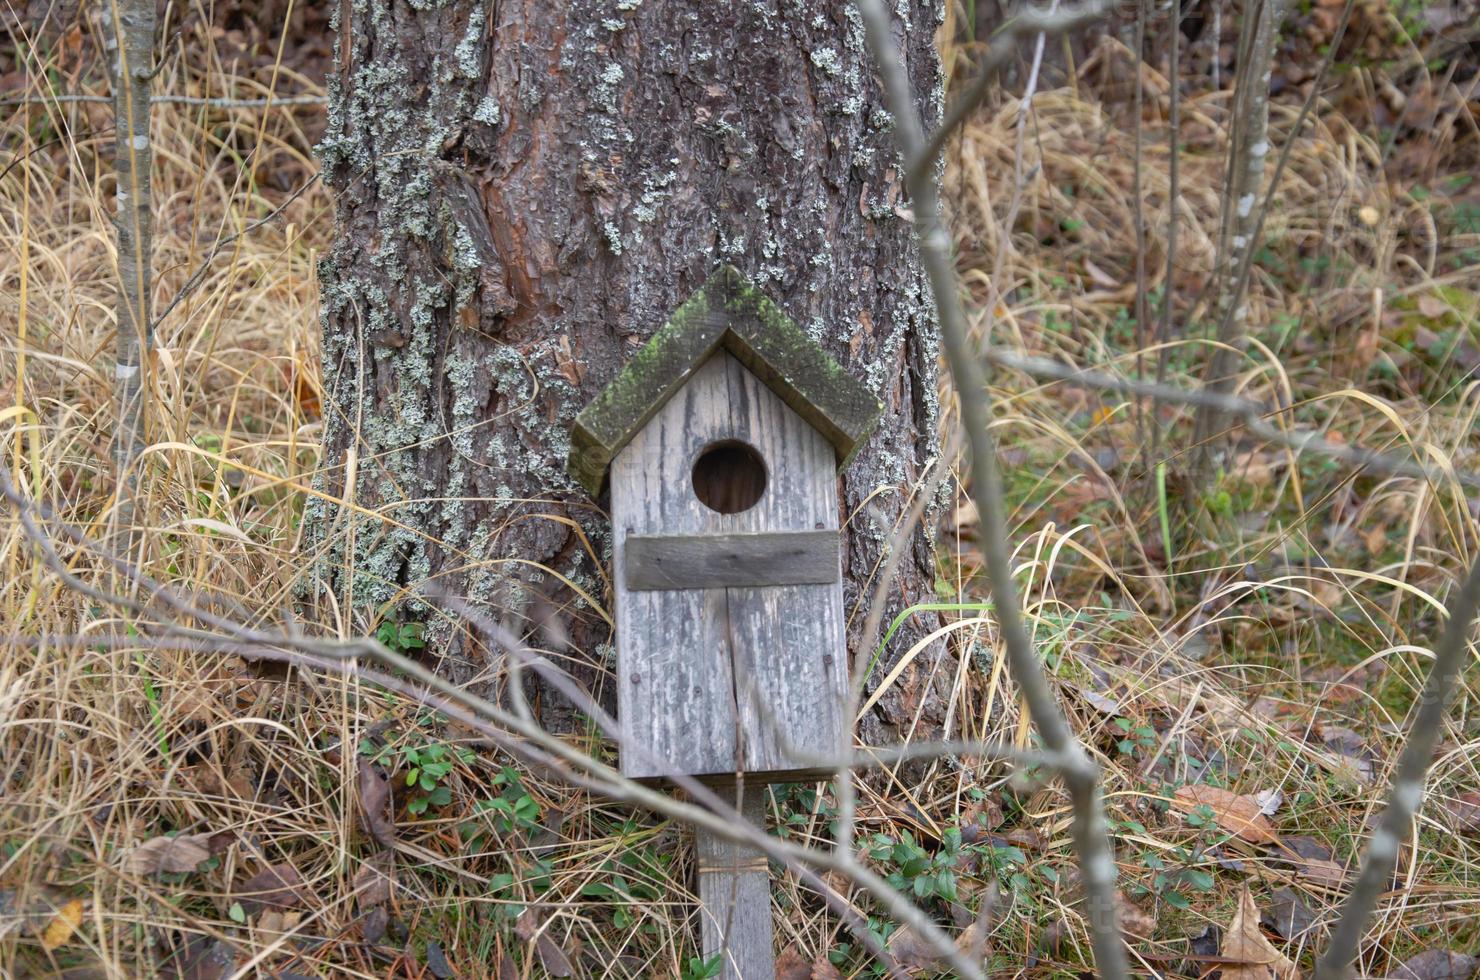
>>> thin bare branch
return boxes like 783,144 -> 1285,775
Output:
153,172 -> 322,329
1314,554 -> 1480,979
857,2 -> 1130,976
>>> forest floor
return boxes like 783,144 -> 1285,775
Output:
3,3 -> 1480,978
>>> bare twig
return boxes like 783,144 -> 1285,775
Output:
1314,554 -> 1480,979
857,2 -> 1130,976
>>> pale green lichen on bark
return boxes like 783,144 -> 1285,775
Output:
306,0 -> 508,613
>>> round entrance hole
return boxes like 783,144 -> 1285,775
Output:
691,440 -> 767,514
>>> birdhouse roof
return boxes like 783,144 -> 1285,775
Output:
568,266 -> 883,496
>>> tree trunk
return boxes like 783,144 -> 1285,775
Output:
307,0 -> 947,746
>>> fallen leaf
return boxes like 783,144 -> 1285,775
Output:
515,907 -> 574,977
885,924 -> 945,975
1264,887 -> 1317,940
1417,294 -> 1451,319
1316,725 -> 1377,783
1275,836 -> 1347,886
1027,919 -> 1067,968
1172,785 -> 1280,844
352,849 -> 395,908
123,833 -> 225,876
961,797 -> 1004,833
1438,791 -> 1480,835
425,940 -> 455,979
357,758 -> 396,846
1387,950 -> 1479,980
1219,885 -> 1297,979
0,886 -> 74,941
1084,257 -> 1120,288
810,955 -> 844,979
776,946 -> 811,980
1079,688 -> 1122,715
1188,923 -> 1222,958
41,898 -> 84,951
237,863 -> 308,913
358,906 -> 389,944
955,919 -> 990,961
159,935 -> 238,980
1117,892 -> 1156,941
255,910 -> 285,933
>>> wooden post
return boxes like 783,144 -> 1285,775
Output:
695,787 -> 775,980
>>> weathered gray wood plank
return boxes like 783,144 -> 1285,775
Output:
695,787 -> 775,980
624,531 -> 840,591
611,348 -> 849,781
611,353 -> 739,780
721,354 -> 848,777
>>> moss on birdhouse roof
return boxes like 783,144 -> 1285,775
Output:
568,265 -> 883,496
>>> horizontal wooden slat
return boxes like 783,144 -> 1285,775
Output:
624,530 -> 839,591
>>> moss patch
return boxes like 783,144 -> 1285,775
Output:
568,265 -> 884,495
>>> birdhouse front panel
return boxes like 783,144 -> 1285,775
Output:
610,350 -> 847,781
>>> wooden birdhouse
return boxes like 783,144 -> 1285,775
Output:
570,266 -> 882,783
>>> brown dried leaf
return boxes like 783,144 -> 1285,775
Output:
885,924 -> 947,976
1417,294 -> 1451,319
514,907 -> 574,977
955,919 -> 990,961
776,946 -> 811,980
961,797 -> 1004,833
810,955 -> 844,979
1439,791 -> 1480,835
122,833 -> 222,875
237,862 -> 308,913
1117,892 -> 1156,941
1264,887 -> 1318,941
1272,836 -> 1346,884
1219,885 -> 1298,980
356,758 -> 396,846
352,849 -> 395,909
1318,724 -> 1377,783
1172,785 -> 1280,844
159,936 -> 238,980
357,906 -> 389,944
1387,950 -> 1480,979
0,886 -> 75,941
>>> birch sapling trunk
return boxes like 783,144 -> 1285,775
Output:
106,0 -> 154,555
1192,0 -> 1286,478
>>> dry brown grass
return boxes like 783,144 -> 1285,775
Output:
4,7 -> 1480,979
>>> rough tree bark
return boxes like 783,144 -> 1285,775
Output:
307,0 -> 948,747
